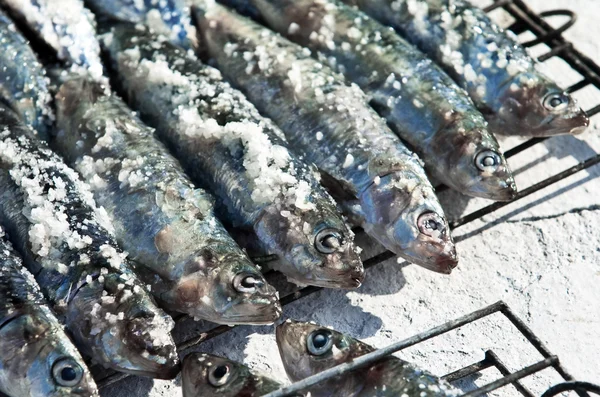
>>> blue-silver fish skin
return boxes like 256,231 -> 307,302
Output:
193,2 -> 457,273
182,353 -> 285,397
222,0 -> 516,202
277,320 -> 460,397
84,0 -> 197,49
0,104 -> 179,379
0,9 -> 53,140
0,0 -> 104,79
53,75 -> 282,325
0,226 -> 99,397
339,0 -> 589,137
103,24 -> 365,289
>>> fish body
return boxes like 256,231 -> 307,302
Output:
53,75 -> 281,324
181,353 -> 283,397
220,0 -> 516,202
103,24 -> 364,289
84,0 -> 196,48
0,9 -> 53,139
0,0 -> 103,79
0,226 -> 98,397
276,320 -> 460,397
193,3 -> 457,272
339,0 -> 589,137
0,103 -> 179,379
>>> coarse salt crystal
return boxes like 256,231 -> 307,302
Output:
342,154 -> 354,168
288,22 -> 300,34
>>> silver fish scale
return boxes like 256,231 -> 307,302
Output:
0,9 -> 53,139
0,226 -> 99,397
339,0 -> 588,137
194,3 -> 457,273
85,0 -> 197,49
0,227 -> 47,318
346,0 -> 534,108
105,25 -> 364,289
235,0 -> 515,201
0,0 -> 104,79
197,5 -> 426,196
0,104 -> 178,376
106,28 -> 336,226
53,76 -> 280,323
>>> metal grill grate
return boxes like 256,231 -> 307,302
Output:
96,0 -> 600,393
261,301 -> 600,397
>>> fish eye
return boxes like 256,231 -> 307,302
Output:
314,228 -> 343,254
232,273 -> 263,293
475,150 -> 501,172
208,364 -> 231,387
543,92 -> 570,111
307,329 -> 334,355
52,358 -> 84,387
417,212 -> 446,238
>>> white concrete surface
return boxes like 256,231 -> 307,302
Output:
102,1 -> 600,395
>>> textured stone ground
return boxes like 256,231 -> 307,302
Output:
104,0 -> 600,395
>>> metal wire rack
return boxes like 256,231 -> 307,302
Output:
261,301 -> 600,397
96,0 -> 600,393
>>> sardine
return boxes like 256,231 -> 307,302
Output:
276,320 -> 460,396
0,9 -> 53,140
84,0 -> 197,49
181,352 -> 285,397
0,103 -> 179,378
193,2 -> 457,272
53,74 -> 281,324
0,0 -> 104,79
102,24 -> 365,288
216,0 -> 517,201
339,0 -> 589,137
0,226 -> 98,397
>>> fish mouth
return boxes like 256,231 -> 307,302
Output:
400,246 -> 458,274
433,254 -> 459,275
49,388 -> 100,397
128,359 -> 181,380
467,178 -> 518,201
390,211 -> 458,273
538,111 -> 589,137
212,300 -> 283,325
111,315 -> 180,379
214,313 -> 281,325
570,125 -> 588,135
288,268 -> 364,289
106,348 -> 181,379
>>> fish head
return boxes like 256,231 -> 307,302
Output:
360,173 -> 457,273
181,353 -> 282,397
276,320 -> 371,382
67,274 -> 180,379
493,73 -> 589,137
255,200 -> 364,289
176,246 -> 282,324
440,124 -> 517,201
0,311 -> 98,397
